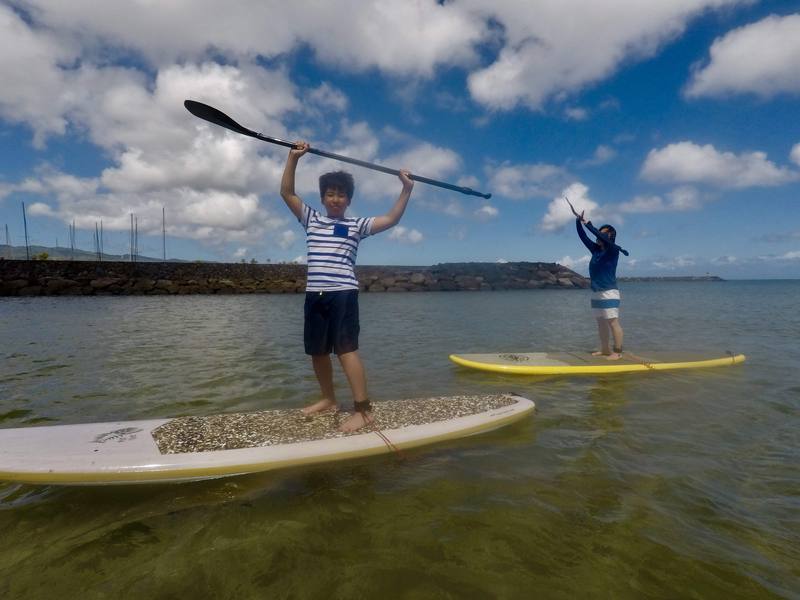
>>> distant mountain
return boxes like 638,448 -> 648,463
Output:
0,244 -> 182,262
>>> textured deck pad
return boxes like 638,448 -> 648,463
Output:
153,394 -> 518,454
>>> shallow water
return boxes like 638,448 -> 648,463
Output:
1,282 -> 798,598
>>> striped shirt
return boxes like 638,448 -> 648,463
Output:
300,204 -> 374,291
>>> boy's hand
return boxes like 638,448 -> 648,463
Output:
399,169 -> 414,191
289,141 -> 309,159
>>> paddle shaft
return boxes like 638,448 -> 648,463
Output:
184,100 -> 491,199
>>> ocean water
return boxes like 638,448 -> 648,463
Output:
0,281 -> 798,598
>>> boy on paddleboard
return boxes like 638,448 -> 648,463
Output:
281,141 -> 414,432
567,198 -> 629,360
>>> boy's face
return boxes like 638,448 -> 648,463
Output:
321,186 -> 350,218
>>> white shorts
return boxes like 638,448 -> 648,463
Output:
591,289 -> 620,320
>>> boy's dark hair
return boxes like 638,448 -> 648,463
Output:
319,171 -> 355,200
599,224 -> 617,243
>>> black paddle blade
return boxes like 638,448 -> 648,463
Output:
184,100 -> 255,138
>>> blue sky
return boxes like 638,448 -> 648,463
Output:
1,0 -> 799,278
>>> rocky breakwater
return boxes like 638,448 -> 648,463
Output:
357,262 -> 588,292
0,259 -> 587,296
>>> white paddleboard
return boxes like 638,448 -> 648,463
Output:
0,394 -> 534,486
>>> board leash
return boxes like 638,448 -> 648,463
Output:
357,408 -> 406,462
364,418 -> 406,462
620,351 -> 658,371
369,425 -> 406,461
624,350 -> 740,373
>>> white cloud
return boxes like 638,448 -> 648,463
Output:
540,182 -> 602,232
619,196 -> 668,213
276,230 -> 297,250
0,4 -> 77,146
487,162 -> 571,200
711,255 -> 738,265
308,83 -> 349,112
26,202 -> 56,217
16,166 -> 290,246
474,205 -> 499,220
583,145 -> 617,166
0,9 -> 473,248
0,182 -> 13,201
388,226 -> 423,244
414,197 -> 463,218
564,107 -> 589,121
233,247 -> 247,259
558,254 -> 591,270
319,131 -> 463,203
685,14 -> 800,98
465,0 -> 746,110
619,186 -> 702,213
618,195 -> 666,213
791,143 -> 800,167
641,141 -> 799,188
457,174 -> 482,190
309,3 -> 487,76
390,143 -> 462,179
13,0 -> 487,75
652,256 -> 696,269
756,250 -> 800,262
667,186 -> 704,210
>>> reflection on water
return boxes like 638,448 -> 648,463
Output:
1,282 -> 798,598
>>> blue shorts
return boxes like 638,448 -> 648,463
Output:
304,290 -> 360,355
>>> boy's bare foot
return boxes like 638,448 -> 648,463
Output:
591,350 -> 611,356
339,410 -> 373,433
606,352 -> 622,360
301,398 -> 337,416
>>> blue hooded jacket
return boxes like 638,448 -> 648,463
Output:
576,219 -> 627,292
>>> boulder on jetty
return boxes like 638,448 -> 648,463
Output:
0,259 -> 588,296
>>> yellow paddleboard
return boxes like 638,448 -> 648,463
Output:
449,351 -> 745,375
0,394 -> 534,486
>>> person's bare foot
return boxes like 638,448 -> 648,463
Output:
606,352 -> 622,360
591,350 -> 611,356
339,410 -> 373,433
301,398 -> 337,416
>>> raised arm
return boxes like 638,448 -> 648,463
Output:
370,169 -> 415,234
576,218 -> 599,252
279,141 -> 309,221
